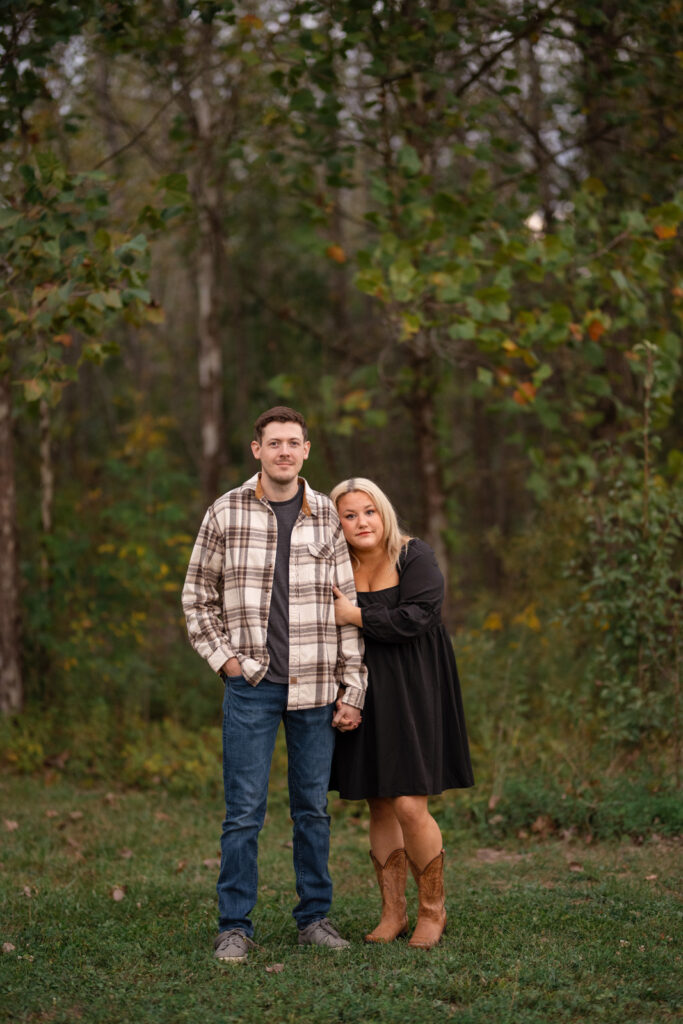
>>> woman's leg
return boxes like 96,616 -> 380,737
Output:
367,797 -> 404,861
391,795 -> 446,950
390,795 -> 442,869
364,797 -> 409,942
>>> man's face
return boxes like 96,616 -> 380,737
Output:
251,421 -> 310,487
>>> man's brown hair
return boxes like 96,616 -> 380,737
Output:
253,406 -> 308,443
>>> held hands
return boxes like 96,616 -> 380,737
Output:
332,585 -> 362,627
332,699 -> 362,732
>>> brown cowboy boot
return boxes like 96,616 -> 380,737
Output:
365,848 -> 409,943
407,849 -> 446,949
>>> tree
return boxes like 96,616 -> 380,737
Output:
0,154 -> 151,711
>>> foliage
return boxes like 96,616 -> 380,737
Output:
0,0 -> 680,802
0,153 -> 152,399
18,414 -> 213,724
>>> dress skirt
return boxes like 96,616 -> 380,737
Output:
329,540 -> 474,800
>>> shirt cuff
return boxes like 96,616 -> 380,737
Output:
208,647 -> 235,674
338,684 -> 365,711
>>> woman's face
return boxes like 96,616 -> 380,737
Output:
337,491 -> 385,554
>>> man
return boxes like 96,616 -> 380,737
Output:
182,406 -> 367,964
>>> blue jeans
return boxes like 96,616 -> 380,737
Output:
217,676 -> 336,936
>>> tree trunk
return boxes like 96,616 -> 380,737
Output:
39,397 -> 54,589
576,1 -> 622,182
0,374 -> 22,713
191,41 -> 225,504
195,198 -> 224,502
405,345 -> 450,591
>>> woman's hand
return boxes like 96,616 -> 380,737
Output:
332,585 -> 362,627
332,701 -> 362,732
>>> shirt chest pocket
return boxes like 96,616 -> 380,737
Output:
296,539 -> 335,589
307,540 -> 335,561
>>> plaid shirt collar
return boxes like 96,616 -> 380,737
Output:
246,473 -> 316,518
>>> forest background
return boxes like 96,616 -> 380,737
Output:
0,0 -> 681,835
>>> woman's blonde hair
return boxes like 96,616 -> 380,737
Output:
330,477 -> 410,568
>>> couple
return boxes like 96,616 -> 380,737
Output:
182,406 -> 473,964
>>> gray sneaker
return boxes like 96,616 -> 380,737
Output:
214,929 -> 254,964
298,917 -> 350,949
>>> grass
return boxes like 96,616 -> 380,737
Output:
0,732 -> 681,1024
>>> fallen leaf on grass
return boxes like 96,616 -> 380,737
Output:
3,819 -> 18,832
265,963 -> 284,973
475,848 -> 524,864
22,886 -> 33,898
44,749 -> 70,770
203,858 -> 220,870
568,862 -> 584,873
175,860 -> 188,874
645,874 -> 658,881
119,848 -> 134,860
111,886 -> 126,902
69,811 -> 84,821
103,793 -> 118,805
530,814 -> 554,836
154,811 -> 172,822
2,942 -> 16,953
45,810 -> 58,819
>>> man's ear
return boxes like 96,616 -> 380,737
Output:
251,440 -> 261,459
302,441 -> 311,460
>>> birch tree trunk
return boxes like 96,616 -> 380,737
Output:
0,374 -> 22,713
190,28 -> 225,504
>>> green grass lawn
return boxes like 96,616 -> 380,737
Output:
0,743 -> 680,1024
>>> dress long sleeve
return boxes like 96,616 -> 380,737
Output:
360,539 -> 444,643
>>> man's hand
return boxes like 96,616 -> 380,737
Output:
222,657 -> 242,677
332,701 -> 361,732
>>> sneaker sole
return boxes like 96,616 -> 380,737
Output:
215,954 -> 248,964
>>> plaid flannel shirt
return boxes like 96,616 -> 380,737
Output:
182,473 -> 367,711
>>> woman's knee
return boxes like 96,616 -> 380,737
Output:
391,795 -> 430,830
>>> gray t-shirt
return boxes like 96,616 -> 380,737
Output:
264,484 -> 304,684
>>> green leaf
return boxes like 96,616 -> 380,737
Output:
533,363 -> 553,386
86,292 -> 107,311
43,239 -> 61,260
397,146 -> 421,176
0,208 -> 21,229
448,320 -> 476,340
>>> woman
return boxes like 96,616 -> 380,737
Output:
329,478 -> 474,950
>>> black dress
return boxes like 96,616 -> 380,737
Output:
329,538 -> 474,800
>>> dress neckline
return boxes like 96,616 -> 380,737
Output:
356,585 -> 400,594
